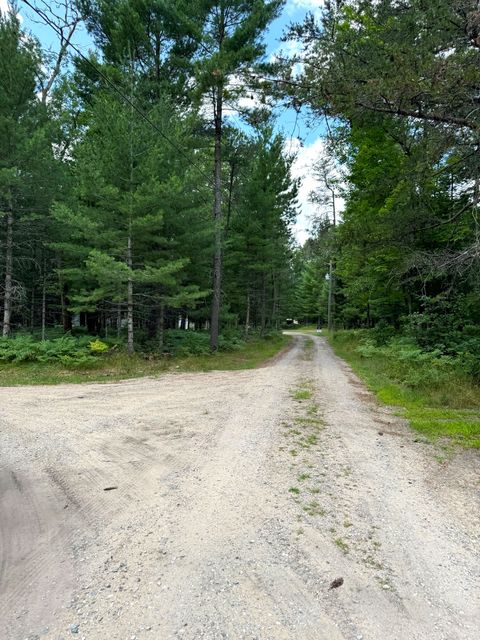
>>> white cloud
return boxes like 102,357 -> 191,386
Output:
0,0 -> 23,21
269,38 -> 304,77
286,0 -> 326,16
286,136 -> 344,244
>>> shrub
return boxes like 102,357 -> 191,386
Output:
355,335 -> 458,389
0,335 -> 108,367
89,338 -> 110,353
161,329 -> 248,356
371,320 -> 396,346
163,330 -> 211,355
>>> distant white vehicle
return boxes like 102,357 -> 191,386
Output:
285,318 -> 299,327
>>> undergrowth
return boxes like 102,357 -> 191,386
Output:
0,331 -> 290,386
328,330 -> 480,449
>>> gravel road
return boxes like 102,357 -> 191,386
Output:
1,334 -> 479,640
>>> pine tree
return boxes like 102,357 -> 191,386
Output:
0,10 -> 57,336
185,0 -> 284,348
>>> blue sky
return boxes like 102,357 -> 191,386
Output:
3,0 -> 328,243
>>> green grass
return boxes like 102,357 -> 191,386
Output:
328,331 -> 480,449
285,324 -> 319,335
303,500 -> 325,516
333,537 -> 349,554
292,388 -> 313,401
0,334 -> 291,386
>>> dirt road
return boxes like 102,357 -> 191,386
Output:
1,334 -> 479,640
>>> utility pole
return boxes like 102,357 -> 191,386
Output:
326,177 -> 336,333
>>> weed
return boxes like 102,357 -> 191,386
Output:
328,330 -> 480,449
292,389 -> 313,401
362,555 -> 384,570
334,537 -> 349,554
303,500 -> 326,516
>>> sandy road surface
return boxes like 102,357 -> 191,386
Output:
0,334 -> 479,640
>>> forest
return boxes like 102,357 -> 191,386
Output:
1,0 -> 479,396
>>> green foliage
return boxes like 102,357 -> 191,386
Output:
0,5 -> 298,350
225,126 -> 298,330
290,1 -> 480,388
356,337 -> 457,388
89,338 -> 109,353
329,330 -> 480,448
163,329 -> 247,356
0,334 -> 291,385
0,335 -> 107,366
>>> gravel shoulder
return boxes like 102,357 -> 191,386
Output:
0,334 -> 479,640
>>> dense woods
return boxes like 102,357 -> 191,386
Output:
1,0 -> 479,380
291,0 -> 480,381
0,0 -> 297,356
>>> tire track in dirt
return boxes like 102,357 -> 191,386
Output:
0,335 -> 479,640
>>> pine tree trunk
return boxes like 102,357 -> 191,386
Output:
245,292 -> 250,337
127,69 -> 135,356
117,304 -> 122,338
327,189 -> 337,332
158,301 -> 165,348
30,286 -> 35,331
260,274 -> 267,334
127,233 -> 134,355
226,160 -> 235,237
58,262 -> 71,332
272,271 -> 278,329
210,87 -> 223,351
2,210 -> 13,337
327,261 -> 335,332
41,258 -> 46,341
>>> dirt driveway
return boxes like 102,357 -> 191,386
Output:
1,334 -> 479,640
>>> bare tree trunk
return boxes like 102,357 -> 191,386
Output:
210,85 -> 223,351
117,304 -> 122,338
260,274 -> 267,334
327,261 -> 335,332
245,292 -> 250,337
225,159 -> 235,237
127,232 -> 134,355
272,271 -> 278,329
38,1 -> 80,103
327,185 -> 337,333
30,286 -> 35,332
41,257 -> 46,341
127,65 -> 135,356
57,259 -> 71,332
2,210 -> 13,337
158,301 -> 165,348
